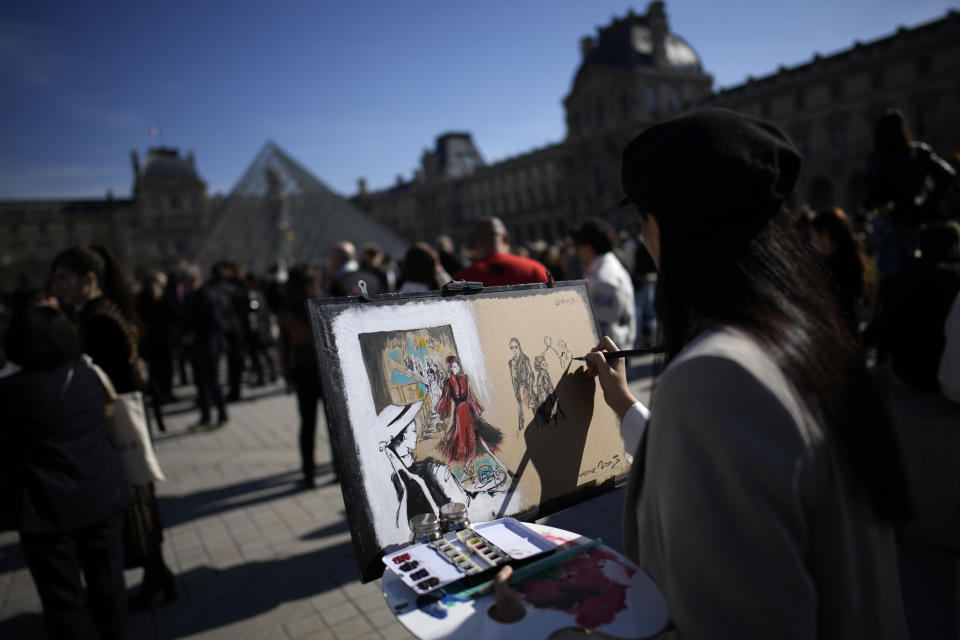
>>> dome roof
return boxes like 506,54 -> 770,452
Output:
574,6 -> 702,84
141,148 -> 200,181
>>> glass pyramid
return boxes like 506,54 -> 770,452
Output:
193,141 -> 408,275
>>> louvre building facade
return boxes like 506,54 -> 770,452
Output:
2,2 -> 958,290
353,2 -> 960,246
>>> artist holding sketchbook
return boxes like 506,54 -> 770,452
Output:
570,109 -> 911,638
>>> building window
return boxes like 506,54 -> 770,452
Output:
792,129 -> 810,160
831,81 -> 843,100
829,121 -> 847,151
646,86 -> 658,114
794,90 -> 805,110
916,54 -> 931,77
871,70 -> 884,89
593,166 -> 606,197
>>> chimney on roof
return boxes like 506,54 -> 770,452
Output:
187,151 -> 195,167
580,36 -> 594,59
357,177 -> 367,195
130,150 -> 140,175
396,174 -> 404,187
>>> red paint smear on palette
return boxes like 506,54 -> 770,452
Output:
514,547 -> 636,628
541,532 -> 570,544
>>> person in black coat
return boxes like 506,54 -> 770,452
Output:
179,262 -> 230,427
1,305 -> 131,640
50,245 -> 177,611
878,221 -> 960,392
326,241 -> 383,297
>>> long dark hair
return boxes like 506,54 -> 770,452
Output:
810,207 -> 868,301
402,243 -> 441,288
652,207 -> 910,523
283,263 -> 324,318
873,108 -> 913,153
4,306 -> 81,372
51,245 -> 140,330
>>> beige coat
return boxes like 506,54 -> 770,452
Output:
621,327 -> 909,639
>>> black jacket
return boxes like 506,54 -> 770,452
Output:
1,360 -> 131,533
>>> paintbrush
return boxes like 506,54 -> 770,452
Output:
573,347 -> 662,361
446,537 -> 603,600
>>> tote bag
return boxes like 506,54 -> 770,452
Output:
83,355 -> 166,484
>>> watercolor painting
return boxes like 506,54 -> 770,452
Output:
360,326 -> 513,523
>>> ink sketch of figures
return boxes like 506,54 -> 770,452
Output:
508,337 -> 535,431
378,401 -> 465,527
533,354 -> 564,428
437,355 -> 512,494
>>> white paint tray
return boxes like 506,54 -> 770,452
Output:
471,518 -> 556,560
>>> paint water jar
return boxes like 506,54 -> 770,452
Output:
409,513 -> 441,544
439,502 -> 470,534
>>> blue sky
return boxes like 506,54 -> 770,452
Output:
1,0 -> 956,200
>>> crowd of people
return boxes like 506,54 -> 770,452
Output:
1,105 -> 957,638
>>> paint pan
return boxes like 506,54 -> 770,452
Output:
429,538 -> 483,575
382,543 -> 463,595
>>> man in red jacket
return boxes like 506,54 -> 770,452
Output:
453,216 -> 550,286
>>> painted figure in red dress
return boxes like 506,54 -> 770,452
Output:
436,355 -> 510,493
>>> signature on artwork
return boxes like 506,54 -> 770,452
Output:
577,455 -> 623,479
554,296 -> 576,307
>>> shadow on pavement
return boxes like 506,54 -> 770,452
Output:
301,517 -> 350,540
159,385 -> 287,420
157,469 -> 336,528
130,541 -> 358,638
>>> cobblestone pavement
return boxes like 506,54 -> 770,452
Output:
0,357 -> 656,639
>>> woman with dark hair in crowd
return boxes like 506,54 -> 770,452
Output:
576,109 -> 911,637
398,242 -> 451,293
277,263 -> 328,487
1,305 -> 131,639
808,207 -> 869,333
50,245 -> 176,611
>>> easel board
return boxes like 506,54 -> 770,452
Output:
308,281 -> 631,582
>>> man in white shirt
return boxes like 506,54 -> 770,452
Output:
574,217 -> 637,349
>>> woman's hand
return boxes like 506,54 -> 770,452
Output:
584,337 -> 637,421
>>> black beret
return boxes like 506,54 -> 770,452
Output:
620,108 -> 802,237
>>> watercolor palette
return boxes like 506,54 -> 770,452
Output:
382,518 -> 557,595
